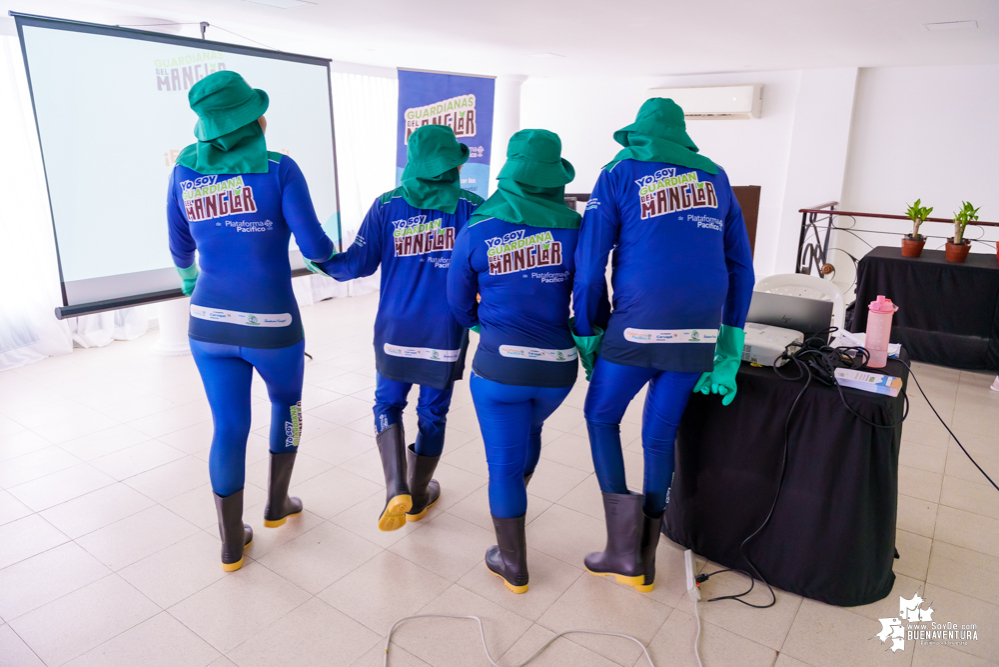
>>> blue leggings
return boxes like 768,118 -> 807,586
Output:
470,373 -> 572,518
190,339 -> 305,497
584,356 -> 699,517
373,373 -> 454,457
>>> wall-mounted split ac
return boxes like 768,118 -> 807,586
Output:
647,84 -> 763,120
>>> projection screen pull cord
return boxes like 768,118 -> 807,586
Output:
383,615 -> 657,667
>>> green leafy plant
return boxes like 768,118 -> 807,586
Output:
952,201 -> 980,245
904,199 -> 933,240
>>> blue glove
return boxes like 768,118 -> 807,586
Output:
305,249 -> 338,279
176,264 -> 199,297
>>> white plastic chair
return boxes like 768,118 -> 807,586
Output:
754,274 -> 846,342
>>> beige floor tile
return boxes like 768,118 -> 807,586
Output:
944,447 -> 999,486
351,642 -> 430,667
8,463 -> 116,513
420,462 -> 488,513
0,430 -> 55,464
556,473 -> 605,520
899,465 -> 943,503
76,504 -> 199,570
127,403 -> 213,439
897,494 -> 938,538
337,446 -> 386,484
844,573 -> 925,621
123,455 -> 209,502
301,425 -> 375,466
155,420 -> 213,455
939,476 -> 999,522
639,607 -> 778,667
319,550 -> 450,634
119,531 -> 231,608
58,425 -> 152,461
0,489 -> 32,526
0,413 -> 27,437
525,503 -> 606,567
541,432 -> 594,473
441,439 -> 490,478
927,541 -> 999,607
537,575 -> 670,666
952,403 -> 999,438
500,623 -> 620,667
934,506 -> 999,558
921,583 -> 999,663
0,624 -> 45,667
63,612 -> 220,667
0,446 -> 82,488
388,512 -> 496,582
522,457 -> 589,504
545,404 -> 585,434
167,562 -> 310,653
899,441 -> 948,474
392,584 -> 532,667
9,574 -> 158,667
774,655 -> 813,667
899,419 -> 952,448
0,542 -> 110,621
895,530 -> 933,581
239,506 -> 327,558
0,514 -> 68,570
257,521 -> 381,594
289,467 -> 381,520
911,640 -> 992,666
316,371 -> 378,397
444,484 -> 553,531
226,597 -> 380,667
673,562 -> 801,651
33,412 -> 121,446
329,491 -> 428,548
457,546 -> 583,622
40,483 -> 156,539
89,440 -> 186,481
781,598 -> 913,666
305,395 -> 374,427
162,483 -> 267,530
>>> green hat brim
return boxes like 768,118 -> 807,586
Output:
194,89 -> 269,141
401,143 -> 470,180
497,155 -> 575,188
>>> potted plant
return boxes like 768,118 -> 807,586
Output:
902,199 -> 933,257
946,201 -> 979,263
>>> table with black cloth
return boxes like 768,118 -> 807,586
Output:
852,246 -> 999,370
663,351 -> 909,607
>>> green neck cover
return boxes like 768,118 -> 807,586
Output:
400,167 -> 461,214
610,133 -> 718,175
176,121 -> 268,175
471,177 -> 581,229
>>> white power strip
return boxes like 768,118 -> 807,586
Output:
685,549 -> 704,667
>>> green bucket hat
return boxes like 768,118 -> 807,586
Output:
614,98 -> 697,152
401,125 -> 470,180
497,129 -> 575,187
189,71 -> 269,141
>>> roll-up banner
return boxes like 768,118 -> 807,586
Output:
396,68 -> 495,200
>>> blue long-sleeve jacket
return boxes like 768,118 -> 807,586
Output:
448,216 -> 579,388
573,160 -> 754,373
318,187 -> 483,389
167,153 -> 335,349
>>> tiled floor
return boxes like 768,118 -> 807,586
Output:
1,291 -> 998,666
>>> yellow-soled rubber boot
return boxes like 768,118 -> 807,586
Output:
214,489 -> 253,572
634,510 -> 665,592
376,424 -> 412,531
405,444 -> 441,522
263,451 -> 303,528
486,514 -> 529,594
584,492 -> 647,589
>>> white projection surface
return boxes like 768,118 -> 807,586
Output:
17,18 -> 340,313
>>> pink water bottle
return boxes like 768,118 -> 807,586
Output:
866,295 -> 898,368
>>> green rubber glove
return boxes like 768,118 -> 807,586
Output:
470,325 -> 481,334
176,264 -> 199,297
570,317 -> 604,382
693,324 -> 745,406
305,249 -> 338,278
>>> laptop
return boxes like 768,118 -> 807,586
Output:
745,291 -> 835,344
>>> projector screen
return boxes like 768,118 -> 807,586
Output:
13,13 -> 342,318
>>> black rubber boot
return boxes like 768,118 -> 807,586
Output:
636,511 -> 664,592
263,451 -> 303,527
486,514 -> 529,593
406,444 -> 441,522
376,423 -> 412,531
214,489 -> 253,572
584,492 -> 645,588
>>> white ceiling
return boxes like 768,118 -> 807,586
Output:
3,0 -> 998,77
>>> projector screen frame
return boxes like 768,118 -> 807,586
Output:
10,11 -> 344,320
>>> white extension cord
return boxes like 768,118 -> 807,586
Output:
383,614 -> 656,667
685,549 -> 705,667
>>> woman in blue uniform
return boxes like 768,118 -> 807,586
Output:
573,98 -> 754,592
448,129 -> 580,594
309,125 -> 482,531
167,71 -> 338,571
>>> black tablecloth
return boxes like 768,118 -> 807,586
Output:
852,246 -> 999,370
663,352 -> 909,607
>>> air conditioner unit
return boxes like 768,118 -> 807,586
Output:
647,84 -> 762,120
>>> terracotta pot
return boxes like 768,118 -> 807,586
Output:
945,237 -> 971,263
901,235 -> 925,258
